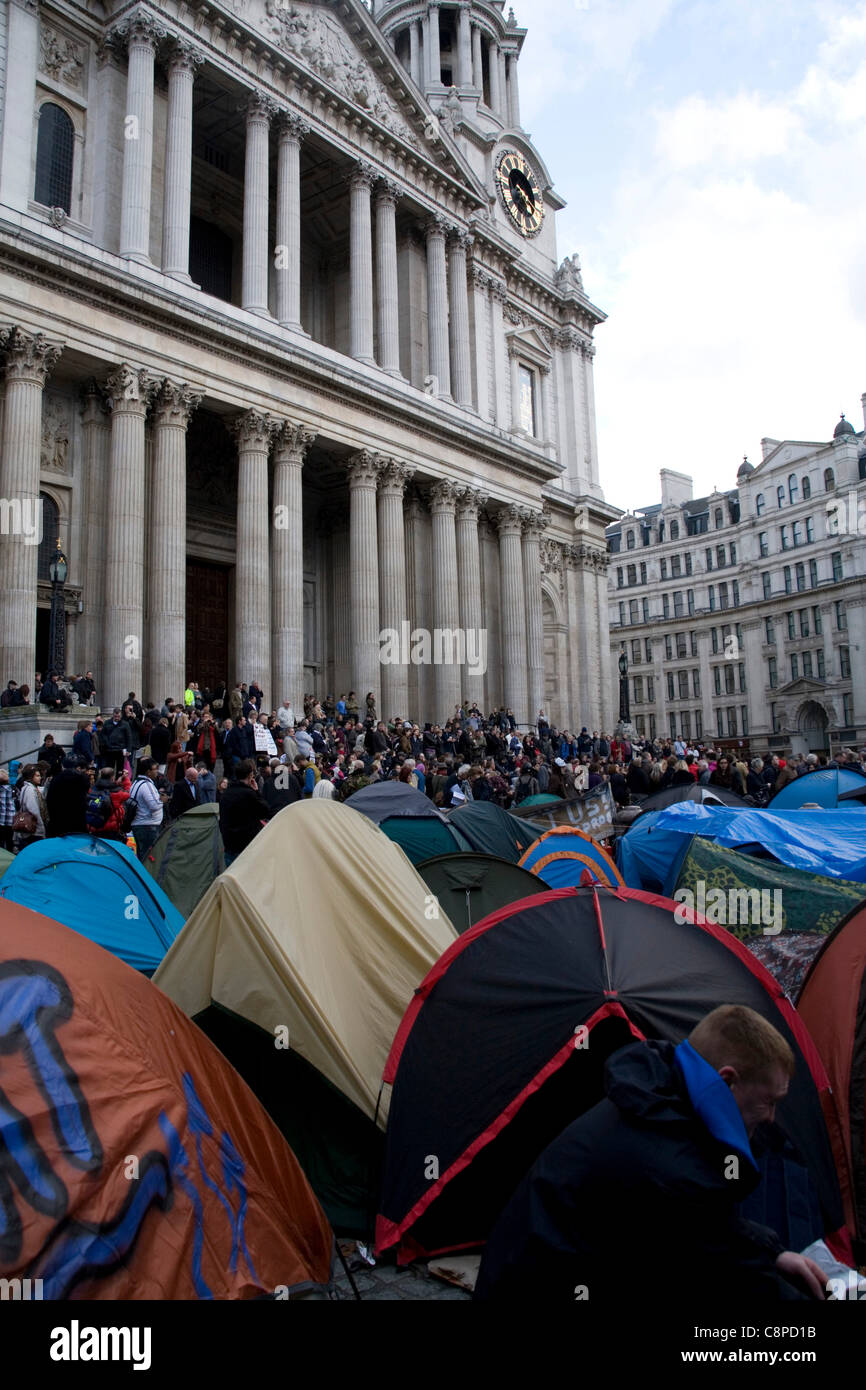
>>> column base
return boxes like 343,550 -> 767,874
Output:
280,320 -> 311,338
165,269 -> 199,287
382,366 -> 405,380
120,251 -> 153,266
353,354 -> 377,367
244,305 -> 274,319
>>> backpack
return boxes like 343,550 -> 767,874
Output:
86,787 -> 113,831
121,780 -> 146,833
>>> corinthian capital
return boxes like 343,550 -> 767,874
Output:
276,111 -> 311,144
166,39 -> 205,76
347,450 -> 384,486
456,486 -> 489,520
109,5 -> 168,52
241,91 -> 278,123
230,410 -> 277,451
428,478 -> 461,512
154,380 -> 202,428
105,364 -> 159,410
495,503 -> 526,536
378,459 -> 416,495
523,509 -> 548,539
3,327 -> 63,385
351,161 -> 378,192
274,421 -> 317,460
448,229 -> 474,255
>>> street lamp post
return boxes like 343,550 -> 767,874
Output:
48,539 -> 68,677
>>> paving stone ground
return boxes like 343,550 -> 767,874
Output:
334,1253 -> 472,1301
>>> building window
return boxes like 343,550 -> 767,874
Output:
617,567 -> 624,588
633,676 -> 643,704
792,520 -> 803,547
789,653 -> 798,680
780,525 -> 789,551
671,714 -> 678,740
788,474 -> 798,504
813,606 -> 823,634
645,637 -> 653,662
665,634 -> 673,660
681,712 -> 691,739
705,548 -> 713,572
802,476 -> 811,500
658,520 -> 665,542
626,529 -> 636,550
660,558 -> 668,580
690,631 -> 698,657
824,467 -> 835,491
756,493 -> 765,517
729,543 -> 737,564
685,553 -> 693,576
667,673 -> 675,700
786,611 -> 795,640
768,656 -> 778,688
676,633 -> 687,659
671,555 -> 682,578
678,671 -> 689,700
670,520 -> 680,540
715,544 -> 725,568
832,552 -> 843,582
762,572 -> 771,599
640,561 -> 647,584
662,594 -> 670,620
190,217 -> 235,302
803,651 -> 813,678
34,103 -> 75,215
711,627 -> 719,655
631,639 -> 641,664
841,646 -> 851,678
647,675 -> 655,702
619,602 -> 626,626
805,516 -> 814,542
718,582 -> 729,610
817,649 -> 825,680
713,667 -> 722,696
765,617 -> 774,644
731,581 -> 739,607
686,589 -> 694,614
674,591 -> 684,618
695,711 -> 703,738
783,565 -> 792,594
739,663 -> 747,694
717,710 -> 725,738
715,508 -> 723,529
835,600 -> 847,631
642,598 -> 650,622
518,365 -> 537,435
693,670 -> 701,698
627,564 -> 637,586
708,585 -> 716,612
629,599 -> 639,624
844,694 -> 854,725
799,609 -> 809,638
777,485 -> 785,509
809,558 -> 818,589
724,665 -> 735,695
741,707 -> 749,736
795,562 -> 805,592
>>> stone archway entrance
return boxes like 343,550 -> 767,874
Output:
797,700 -> 829,753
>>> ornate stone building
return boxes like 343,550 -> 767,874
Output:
607,405 -> 866,755
0,0 -> 616,726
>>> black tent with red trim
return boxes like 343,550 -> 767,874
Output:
376,885 -> 846,1265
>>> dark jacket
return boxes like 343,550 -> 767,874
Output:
45,769 -> 89,836
102,718 -> 132,753
262,771 -> 302,813
218,780 -> 272,855
475,1039 -> 800,1304
149,722 -> 172,762
72,729 -> 94,763
37,741 -> 64,774
169,777 -> 198,820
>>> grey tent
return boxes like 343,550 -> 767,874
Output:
143,802 -> 224,919
347,781 -> 450,825
639,783 -> 745,812
348,781 -> 471,865
417,853 -> 548,935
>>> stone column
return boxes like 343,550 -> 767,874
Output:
844,596 -> 866,727
348,451 -> 382,712
469,267 -> 491,422
457,3 -> 473,86
448,231 -> 473,409
378,460 -> 414,719
739,617 -> 766,738
565,547 -> 594,730
231,411 -> 276,702
490,280 -> 509,426
375,180 -> 401,376
162,40 -> 202,281
146,381 -> 200,704
272,422 -> 316,710
488,39 -> 502,116
242,93 -> 275,316
409,21 -> 422,85
327,506 -> 352,694
471,23 -> 484,91
426,217 -> 452,401
275,114 -> 309,331
118,9 -> 165,263
430,480 -> 462,721
456,488 -> 488,713
496,505 -> 528,726
426,1 -> 441,84
0,328 -> 63,691
506,53 -> 521,128
498,48 -> 508,120
103,365 -> 157,710
523,511 -> 547,729
540,361 -> 555,447
350,162 -> 376,365
405,496 -> 431,724
79,382 -> 111,689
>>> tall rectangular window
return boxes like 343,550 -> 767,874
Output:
705,548 -> 713,572
681,712 -> 691,739
765,617 -> 775,644
762,572 -> 772,599
685,553 -> 693,576
660,558 -> 668,580
727,708 -> 738,737
805,516 -> 814,542
741,707 -> 749,736
709,585 -> 716,612
799,609 -> 809,637
759,533 -> 769,557
693,670 -> 701,698
809,559 -> 818,588
674,591 -> 684,617
676,633 -> 687,659
787,612 -> 796,640
671,555 -> 682,578
662,594 -> 670,619
645,637 -> 653,662
841,646 -> 851,678
790,653 -> 799,680
667,673 -> 675,700
665,634 -> 673,660
640,562 -> 647,584
832,552 -> 843,582
719,582 -> 729,610
678,671 -> 689,699
768,656 -> 778,688
784,566 -> 792,594
629,599 -> 639,624
518,365 -> 537,435
814,606 -> 823,634
690,631 -> 698,657
781,525 -> 789,551
695,711 -> 703,738
844,694 -> 853,725
835,600 -> 846,630
732,581 -> 740,607
643,598 -> 650,622
631,639 -> 641,663
817,649 -> 825,679
633,676 -> 644,704
714,667 -> 722,696
647,675 -> 655,702
619,602 -> 626,626
803,651 -> 813,678
795,562 -> 806,592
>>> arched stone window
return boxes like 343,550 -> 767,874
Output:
34,103 -> 74,214
670,519 -> 679,540
824,467 -> 835,491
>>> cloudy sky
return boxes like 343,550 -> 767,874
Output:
516,0 -> 866,512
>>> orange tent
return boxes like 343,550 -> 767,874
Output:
798,899 -> 866,1256
0,900 -> 334,1299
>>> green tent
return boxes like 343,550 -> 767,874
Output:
143,802 -> 224,919
0,847 -> 14,882
448,802 -> 540,863
418,853 -> 548,934
380,816 -> 470,866
673,835 -> 866,999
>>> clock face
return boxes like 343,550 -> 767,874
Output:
495,151 -> 544,238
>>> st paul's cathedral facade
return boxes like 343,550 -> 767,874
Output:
0,0 -> 616,727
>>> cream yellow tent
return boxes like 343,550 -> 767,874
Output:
153,798 -> 457,1233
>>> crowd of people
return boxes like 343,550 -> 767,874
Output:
3,670 -> 865,865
